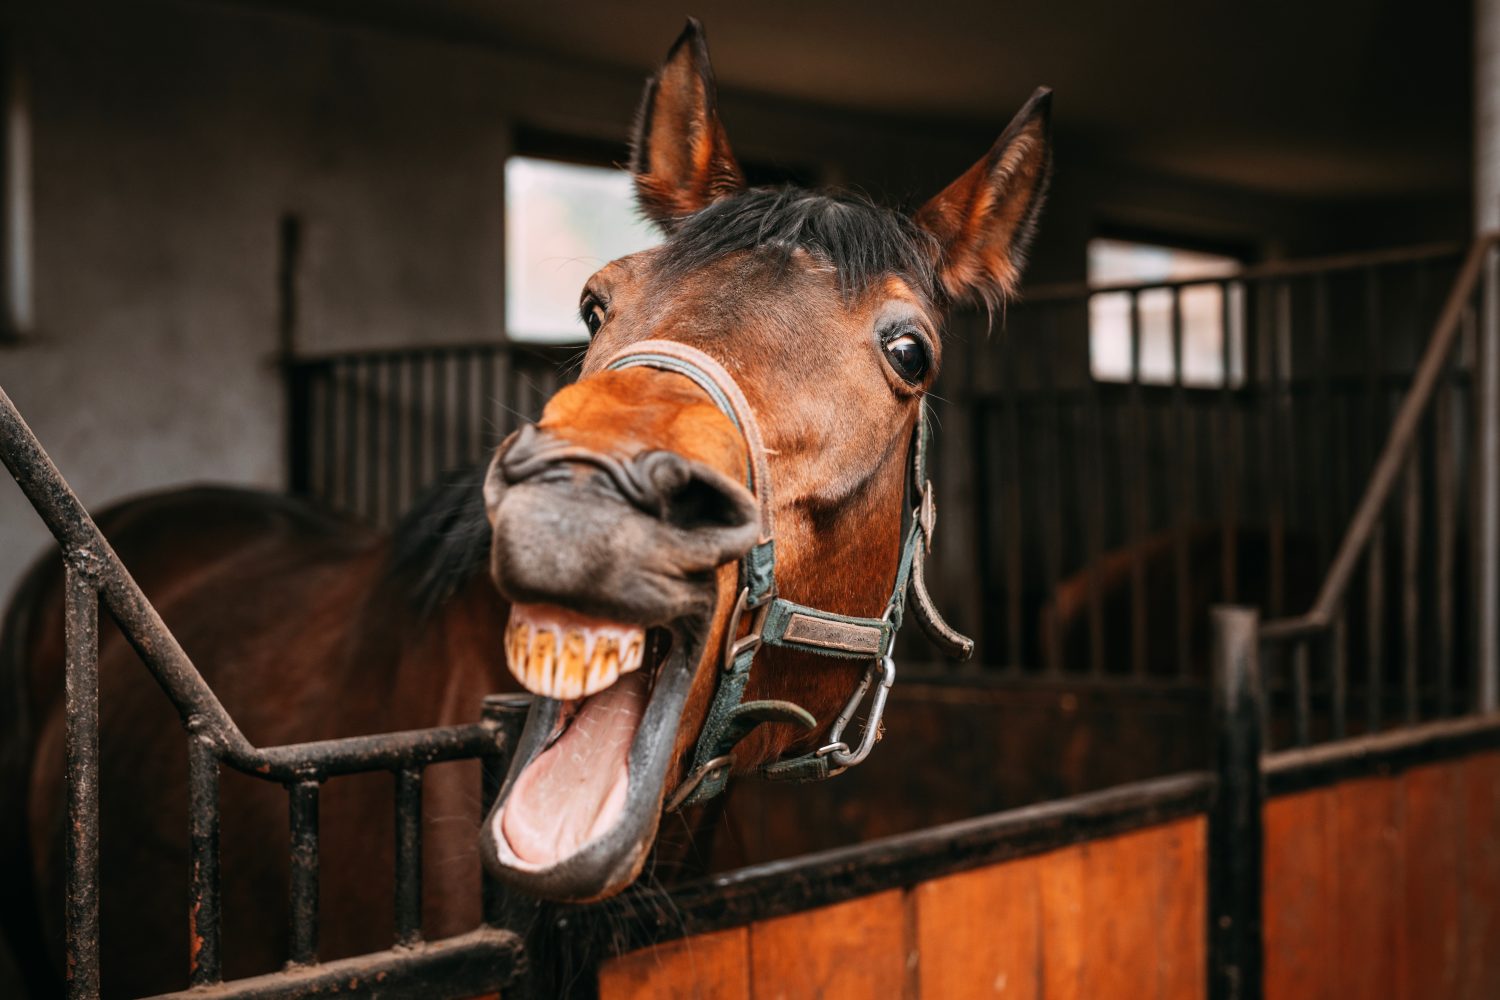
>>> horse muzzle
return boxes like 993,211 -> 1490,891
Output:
478,421 -> 755,900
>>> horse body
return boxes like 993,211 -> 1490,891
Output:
3,485 -> 511,995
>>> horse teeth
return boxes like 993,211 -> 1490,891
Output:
504,603 -> 647,700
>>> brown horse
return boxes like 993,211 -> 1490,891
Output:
0,20 -> 1051,996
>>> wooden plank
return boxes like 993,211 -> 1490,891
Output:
748,889 -> 905,1000
913,853 -> 1041,1000
598,927 -> 749,1000
1398,764 -> 1461,999
1458,752 -> 1500,1000
1263,789 -> 1337,1000
1078,828 -> 1167,999
1037,843 -> 1088,1000
1333,777 -> 1400,999
1154,817 -> 1207,999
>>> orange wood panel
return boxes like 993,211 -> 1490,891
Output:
1153,816 -> 1208,999
1037,842 -> 1088,1000
748,889 -> 906,1000
1458,751 -> 1500,1000
913,852 -> 1041,1000
1398,763 -> 1462,999
598,927 -> 750,1000
1333,776 -> 1401,999
1263,789 -> 1338,1000
1077,828 -> 1170,999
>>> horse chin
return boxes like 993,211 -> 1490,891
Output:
481,607 -> 704,902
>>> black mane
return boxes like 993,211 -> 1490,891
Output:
657,186 -> 939,302
385,463 -> 491,617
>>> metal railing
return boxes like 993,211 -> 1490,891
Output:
0,387 -> 528,998
1222,234 -> 1500,751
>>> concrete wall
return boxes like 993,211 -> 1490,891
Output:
0,0 -> 1469,605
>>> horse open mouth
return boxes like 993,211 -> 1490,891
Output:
481,601 -> 700,901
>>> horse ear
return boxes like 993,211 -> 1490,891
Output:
630,19 -> 747,230
914,88 -> 1053,308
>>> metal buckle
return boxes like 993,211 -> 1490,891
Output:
663,753 -> 735,812
723,586 -> 772,669
817,654 -> 897,773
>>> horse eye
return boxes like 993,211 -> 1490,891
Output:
883,332 -> 930,383
581,297 -> 606,337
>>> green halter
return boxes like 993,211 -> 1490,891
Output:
605,340 -> 973,809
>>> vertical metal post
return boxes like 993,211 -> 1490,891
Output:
1209,605 -> 1264,1000
1478,242 -> 1500,711
187,737 -> 222,986
63,565 -> 100,1000
287,780 -> 320,965
393,767 -> 423,946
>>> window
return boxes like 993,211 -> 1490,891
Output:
1088,238 -> 1243,386
504,155 -> 659,343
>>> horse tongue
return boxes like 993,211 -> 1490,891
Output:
501,671 -> 648,867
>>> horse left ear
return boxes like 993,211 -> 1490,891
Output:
915,87 -> 1053,308
630,19 -> 747,231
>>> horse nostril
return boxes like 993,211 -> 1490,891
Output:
633,451 -> 754,532
500,424 -> 542,485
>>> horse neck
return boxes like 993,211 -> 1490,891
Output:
374,575 -> 511,729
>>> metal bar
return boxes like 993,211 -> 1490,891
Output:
1002,351 -> 1024,669
408,353 -> 424,511
363,358 -> 380,522
479,694 -> 528,928
1081,395 -> 1106,676
1022,240 -> 1462,303
1220,281 -> 1240,603
1292,640 -> 1311,748
1331,607 -> 1348,740
431,351 -> 448,477
320,364 -> 336,505
1435,313 -> 1463,717
1313,275 -> 1333,574
287,781 -> 320,966
1127,291 -> 1149,677
456,349 -> 473,466
1402,453 -> 1421,724
1367,519 -> 1386,733
393,768 -> 423,946
1041,312 -> 1065,674
188,737 -> 222,987
971,402 -> 1000,662
1208,605 -> 1264,1000
144,927 -> 524,1000
1171,288 -> 1193,676
385,357 -> 402,524
64,565 -> 100,1000
342,359 -> 358,516
1259,237 -> 1498,640
1479,243 -> 1500,711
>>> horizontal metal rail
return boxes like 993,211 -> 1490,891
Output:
1022,240 -> 1462,303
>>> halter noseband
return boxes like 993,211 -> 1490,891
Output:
604,339 -> 973,809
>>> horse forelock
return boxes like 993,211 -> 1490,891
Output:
655,187 -> 940,309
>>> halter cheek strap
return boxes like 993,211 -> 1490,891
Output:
604,339 -> 973,810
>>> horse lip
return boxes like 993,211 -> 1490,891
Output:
479,623 -> 701,902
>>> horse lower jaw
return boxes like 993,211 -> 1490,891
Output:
480,625 -> 698,902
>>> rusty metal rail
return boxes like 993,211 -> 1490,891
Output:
0,385 -> 527,998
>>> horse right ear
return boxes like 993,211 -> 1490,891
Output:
630,19 -> 747,231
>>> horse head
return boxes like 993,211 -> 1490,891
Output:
480,20 -> 1051,901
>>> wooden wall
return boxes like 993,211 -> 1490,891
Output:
598,816 -> 1206,1000
1264,751 -> 1500,1000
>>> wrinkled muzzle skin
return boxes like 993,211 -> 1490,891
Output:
479,368 -> 759,901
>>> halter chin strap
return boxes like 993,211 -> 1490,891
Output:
605,339 -> 973,809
